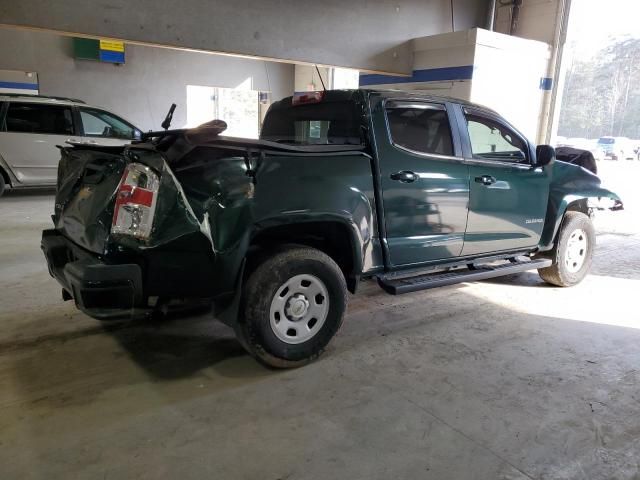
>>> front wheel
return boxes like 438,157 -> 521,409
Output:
538,211 -> 595,287
235,246 -> 347,368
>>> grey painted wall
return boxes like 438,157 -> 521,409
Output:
0,28 -> 294,131
0,0 -> 490,75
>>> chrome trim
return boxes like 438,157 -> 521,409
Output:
386,101 -> 446,111
463,157 -> 532,170
391,142 -> 464,162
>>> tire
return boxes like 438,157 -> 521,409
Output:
0,174 -> 5,197
538,211 -> 595,287
235,246 -> 347,368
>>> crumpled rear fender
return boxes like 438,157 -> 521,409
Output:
159,146 -> 380,298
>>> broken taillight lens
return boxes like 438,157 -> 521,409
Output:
111,163 -> 160,240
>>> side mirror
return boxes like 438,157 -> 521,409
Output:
535,144 -> 555,167
133,129 -> 142,141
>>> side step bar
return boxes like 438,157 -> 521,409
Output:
376,258 -> 552,295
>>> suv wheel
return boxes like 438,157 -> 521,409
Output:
538,211 -> 595,287
235,246 -> 347,368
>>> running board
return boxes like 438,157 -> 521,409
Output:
376,258 -> 552,295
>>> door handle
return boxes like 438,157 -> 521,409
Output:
390,170 -> 418,183
475,175 -> 497,186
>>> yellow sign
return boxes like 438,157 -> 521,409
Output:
99,40 -> 124,52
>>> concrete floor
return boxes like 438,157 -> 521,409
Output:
1,162 -> 639,480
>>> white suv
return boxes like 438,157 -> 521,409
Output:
0,94 -> 141,196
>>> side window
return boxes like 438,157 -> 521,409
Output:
385,101 -> 454,156
79,108 -> 136,139
465,112 -> 527,163
4,103 -> 74,135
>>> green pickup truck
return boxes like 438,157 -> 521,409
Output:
42,89 -> 622,367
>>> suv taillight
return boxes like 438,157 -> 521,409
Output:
111,163 -> 160,240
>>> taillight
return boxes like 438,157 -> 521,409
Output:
292,91 -> 324,105
111,163 -> 160,240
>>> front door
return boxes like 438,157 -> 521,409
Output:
0,102 -> 77,185
458,107 -> 549,256
373,98 -> 470,268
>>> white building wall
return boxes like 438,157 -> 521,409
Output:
471,29 -> 551,140
359,28 -> 551,142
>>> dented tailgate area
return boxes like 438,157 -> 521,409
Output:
41,134 -> 238,319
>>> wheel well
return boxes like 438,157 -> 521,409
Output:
566,198 -> 589,216
248,221 -> 358,292
545,199 -> 591,254
0,165 -> 10,187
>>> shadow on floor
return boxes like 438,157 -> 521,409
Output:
480,271 -> 550,287
101,310 -> 263,380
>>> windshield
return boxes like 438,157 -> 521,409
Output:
260,101 -> 362,145
597,137 -> 615,144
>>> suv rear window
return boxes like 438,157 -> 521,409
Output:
3,103 -> 74,135
261,101 -> 362,145
79,107 -> 136,139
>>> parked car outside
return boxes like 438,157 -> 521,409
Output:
596,136 -> 635,160
42,89 -> 623,368
0,94 -> 142,196
555,137 -> 604,161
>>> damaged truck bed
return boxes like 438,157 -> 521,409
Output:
43,128 -> 375,321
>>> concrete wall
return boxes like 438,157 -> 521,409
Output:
493,0 -> 569,142
495,0 -> 562,44
0,0 -> 491,75
0,27 -> 294,131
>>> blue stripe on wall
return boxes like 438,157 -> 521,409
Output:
0,81 -> 39,90
539,77 -> 553,90
359,65 -> 474,86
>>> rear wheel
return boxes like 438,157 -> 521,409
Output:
538,211 -> 595,287
235,246 -> 347,368
0,174 -> 6,197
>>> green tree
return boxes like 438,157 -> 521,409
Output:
558,37 -> 640,139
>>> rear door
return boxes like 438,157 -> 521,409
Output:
457,106 -> 549,256
0,102 -> 78,185
77,107 -> 140,146
372,97 -> 470,267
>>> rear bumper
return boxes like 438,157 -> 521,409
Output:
41,229 -> 149,320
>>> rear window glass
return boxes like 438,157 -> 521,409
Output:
260,101 -> 362,145
4,103 -> 74,135
597,137 -> 614,144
